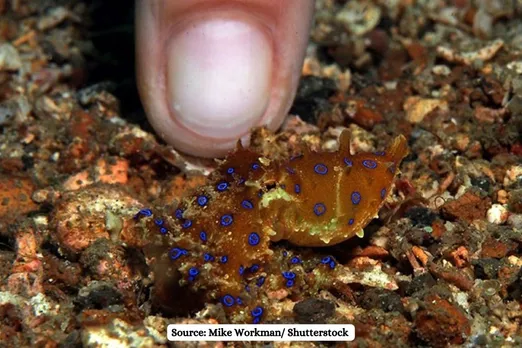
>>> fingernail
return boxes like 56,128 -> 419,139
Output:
167,16 -> 272,139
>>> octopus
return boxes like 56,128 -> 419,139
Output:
135,130 -> 409,323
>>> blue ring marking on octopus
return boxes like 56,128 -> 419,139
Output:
220,214 -> 233,226
251,162 -> 260,170
236,297 -> 243,305
139,208 -> 153,217
174,208 -> 183,219
199,231 -> 207,242
197,195 -> 208,206
348,218 -> 355,225
321,256 -> 332,264
245,285 -> 251,292
239,266 -> 245,275
282,271 -> 296,280
216,182 -> 229,191
294,184 -> 301,194
154,218 -> 163,226
313,202 -> 327,216
227,167 -> 234,174
374,151 -> 386,156
222,295 -> 235,307
220,255 -> 228,263
253,317 -> 261,324
181,219 -> 193,229
380,188 -> 386,199
250,264 -> 259,273
283,251 -> 288,257
389,163 -> 396,174
241,199 -> 254,210
251,306 -> 263,317
204,253 -> 214,262
314,163 -> 328,175
169,248 -> 188,261
286,279 -> 295,287
329,260 -> 336,269
189,267 -> 199,277
256,276 -> 265,287
159,227 -> 167,234
238,177 -> 246,185
362,159 -> 377,169
286,166 -> 296,175
248,232 -> 260,246
290,154 -> 303,161
343,157 -> 353,167
291,256 -> 301,264
351,191 -> 361,205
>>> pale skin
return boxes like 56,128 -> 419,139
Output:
135,0 -> 315,157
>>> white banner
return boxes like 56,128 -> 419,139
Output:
167,324 -> 355,341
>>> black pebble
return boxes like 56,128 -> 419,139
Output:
472,258 -> 501,280
74,281 -> 123,310
405,206 -> 438,227
359,288 -> 405,313
293,298 -> 335,324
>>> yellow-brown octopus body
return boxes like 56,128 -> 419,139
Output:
139,130 -> 408,323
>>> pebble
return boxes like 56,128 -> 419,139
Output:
0,43 -> 22,71
507,214 -> 522,230
51,185 -> 144,255
403,97 -> 448,124
487,204 -> 509,224
504,165 -> 522,187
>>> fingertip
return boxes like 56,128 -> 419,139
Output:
167,12 -> 272,140
136,0 -> 314,157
